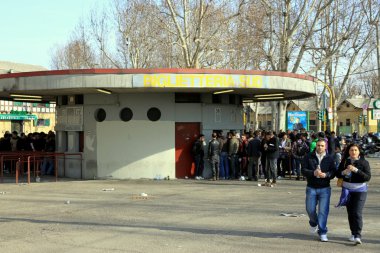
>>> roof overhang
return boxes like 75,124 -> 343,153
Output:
0,68 -> 317,102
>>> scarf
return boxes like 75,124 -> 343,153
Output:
335,184 -> 368,207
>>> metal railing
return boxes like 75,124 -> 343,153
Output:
0,151 -> 82,184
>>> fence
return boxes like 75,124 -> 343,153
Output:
0,151 -> 82,184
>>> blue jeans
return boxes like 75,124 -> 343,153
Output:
265,157 -> 277,181
41,157 -> 54,175
219,152 -> 229,179
305,186 -> 331,235
294,158 -> 303,176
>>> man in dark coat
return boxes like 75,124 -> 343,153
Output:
263,131 -> 279,186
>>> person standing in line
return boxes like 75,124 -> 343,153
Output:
10,131 -> 19,151
335,143 -> 371,245
289,129 -> 298,175
247,130 -> 262,181
277,132 -> 292,178
228,131 -> 239,179
16,133 -> 30,151
217,131 -> 226,180
301,139 -> 336,242
309,133 -> 318,154
208,132 -> 220,181
292,133 -> 309,180
263,131 -> 279,186
259,131 -> 267,179
326,131 -> 336,155
192,134 -> 205,180
41,131 -> 56,176
239,133 -> 249,178
331,131 -> 341,150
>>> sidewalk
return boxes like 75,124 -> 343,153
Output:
0,159 -> 379,253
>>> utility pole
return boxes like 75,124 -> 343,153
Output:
376,18 -> 380,97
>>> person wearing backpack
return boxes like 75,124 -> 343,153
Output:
292,133 -> 309,180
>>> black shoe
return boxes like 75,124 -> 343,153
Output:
296,176 -> 300,181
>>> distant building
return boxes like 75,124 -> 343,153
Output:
248,96 -> 380,136
0,61 -> 46,74
248,99 -> 318,132
0,61 -> 55,134
337,97 -> 379,135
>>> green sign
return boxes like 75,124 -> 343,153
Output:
373,99 -> 380,109
10,110 -> 29,115
0,114 -> 37,121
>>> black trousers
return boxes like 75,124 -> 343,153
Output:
346,191 -> 367,238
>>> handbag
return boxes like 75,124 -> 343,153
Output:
337,178 -> 343,187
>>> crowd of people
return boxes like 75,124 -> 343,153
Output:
192,128 -> 342,185
192,128 -> 371,245
0,130 -> 56,175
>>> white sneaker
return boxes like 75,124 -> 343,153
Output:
309,226 -> 318,234
320,234 -> 328,242
195,176 -> 200,180
348,235 -> 355,242
354,237 -> 362,245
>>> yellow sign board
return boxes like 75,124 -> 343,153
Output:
133,74 -> 267,88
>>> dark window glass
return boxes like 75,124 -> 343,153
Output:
309,120 -> 316,126
229,94 -> 236,105
120,107 -> 133,122
175,93 -> 201,103
75,95 -> 84,104
62,96 -> 68,105
147,107 -> 161,121
95,108 -> 106,122
346,119 -> 350,126
212,94 -> 222,103
79,131 -> 84,152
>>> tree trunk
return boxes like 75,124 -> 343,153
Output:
271,102 -> 277,132
251,103 -> 259,130
278,101 -> 287,132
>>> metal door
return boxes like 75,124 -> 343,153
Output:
175,122 -> 200,178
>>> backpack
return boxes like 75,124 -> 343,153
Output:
296,142 -> 307,157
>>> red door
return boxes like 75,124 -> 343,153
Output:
175,122 -> 200,178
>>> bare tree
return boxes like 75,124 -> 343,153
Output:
223,1 -> 267,70
113,0 -> 165,68
161,0 -> 248,69
310,0 -> 376,131
365,0 -> 380,97
258,0 -> 333,131
50,22 -> 96,69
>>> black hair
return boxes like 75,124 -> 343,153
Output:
342,143 -> 363,159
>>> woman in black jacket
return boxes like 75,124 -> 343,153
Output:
336,143 -> 371,245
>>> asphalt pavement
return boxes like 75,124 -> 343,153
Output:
0,158 -> 379,253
